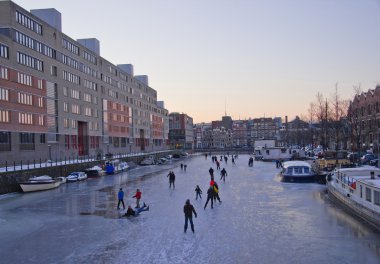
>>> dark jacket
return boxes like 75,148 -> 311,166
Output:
125,208 -> 135,217
184,204 -> 197,218
207,187 -> 214,198
168,172 -> 175,181
195,186 -> 202,194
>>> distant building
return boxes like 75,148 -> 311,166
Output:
168,113 -> 194,150
251,117 -> 280,141
232,120 -> 248,147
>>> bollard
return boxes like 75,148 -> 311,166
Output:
14,161 -> 15,171
34,160 -> 35,169
27,160 -> 29,170
21,160 -> 22,171
5,161 -> 7,172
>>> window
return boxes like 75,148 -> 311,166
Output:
366,187 -> 372,202
63,102 -> 68,112
37,97 -> 44,107
18,112 -> 33,124
63,118 -> 69,128
65,135 -> 70,149
17,72 -> 32,86
70,89 -> 80,99
0,88 -> 9,101
0,110 -> 10,123
84,107 -> 92,116
71,104 -> 80,114
38,115 -> 44,126
0,43 -> 9,59
71,120 -> 77,129
0,67 -> 8,80
18,92 -> 33,105
51,66 -> 57,76
63,87 -> 68,96
83,79 -> 97,91
83,50 -> 97,64
40,134 -> 46,144
0,131 -> 11,151
83,93 -> 91,102
375,190 -> 380,206
71,135 -> 77,149
61,54 -> 79,70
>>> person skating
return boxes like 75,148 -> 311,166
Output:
213,181 -> 221,203
124,203 -> 149,217
216,160 -> 220,170
132,188 -> 142,208
117,188 -> 125,210
220,168 -> 227,183
184,164 -> 187,172
183,199 -> 197,233
204,186 -> 214,209
209,167 -> 214,178
167,171 -> 176,188
195,185 -> 202,200
180,163 -> 184,170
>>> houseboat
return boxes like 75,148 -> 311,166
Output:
260,147 -> 306,161
19,175 -> 60,192
280,161 -> 316,182
326,166 -> 380,230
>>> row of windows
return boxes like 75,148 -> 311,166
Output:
16,11 -> 43,35
15,31 -> 56,59
18,112 -> 44,126
71,89 -> 80,99
0,43 -> 9,59
17,52 -> 44,71
83,79 -> 97,91
15,92 -> 44,107
83,51 -> 96,65
62,39 -> 79,55
63,70 -> 80,84
62,54 -> 79,70
17,72 -> 32,86
63,102 -> 99,117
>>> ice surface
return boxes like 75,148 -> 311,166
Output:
1,155 -> 380,264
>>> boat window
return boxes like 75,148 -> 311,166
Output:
366,187 -> 372,202
294,167 -> 302,174
374,190 -> 380,206
304,167 -> 310,173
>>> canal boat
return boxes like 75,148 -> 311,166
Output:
326,166 -> 380,230
260,147 -> 306,161
19,175 -> 60,192
66,172 -> 87,182
280,160 -> 316,182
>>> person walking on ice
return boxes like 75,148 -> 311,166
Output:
117,188 -> 125,210
184,199 -> 197,233
220,168 -> 228,183
167,171 -> 176,189
132,188 -> 142,208
204,186 -> 214,209
195,185 -> 202,200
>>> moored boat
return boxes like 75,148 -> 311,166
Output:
280,160 -> 316,182
19,175 -> 60,192
326,166 -> 380,230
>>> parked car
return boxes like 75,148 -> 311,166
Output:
361,154 -> 377,165
66,172 -> 87,182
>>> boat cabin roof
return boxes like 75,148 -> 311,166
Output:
283,161 -> 311,168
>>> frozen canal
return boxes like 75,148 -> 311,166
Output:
1,154 -> 380,264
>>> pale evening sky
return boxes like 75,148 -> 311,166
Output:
13,0 -> 380,123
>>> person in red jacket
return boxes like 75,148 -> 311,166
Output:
132,189 -> 142,208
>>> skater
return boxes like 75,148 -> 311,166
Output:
124,203 -> 149,217
232,157 -> 235,165
184,164 -> 187,172
213,181 -> 221,203
224,156 -> 228,163
209,167 -> 214,178
220,168 -> 227,182
183,199 -> 197,233
180,163 -> 184,170
216,160 -> 220,170
204,186 -> 214,209
195,185 -> 202,200
167,171 -> 176,188
132,189 -> 142,208
117,188 -> 125,210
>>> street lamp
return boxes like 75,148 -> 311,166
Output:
48,144 -> 52,161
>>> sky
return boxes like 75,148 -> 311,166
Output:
12,0 -> 380,123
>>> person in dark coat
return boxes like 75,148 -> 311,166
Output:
124,203 -> 149,217
195,185 -> 202,200
209,167 -> 214,178
183,199 -> 197,233
220,168 -> 227,183
117,188 -> 125,210
204,186 -> 214,209
167,171 -> 176,188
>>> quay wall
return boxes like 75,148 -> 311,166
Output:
0,151 -> 177,195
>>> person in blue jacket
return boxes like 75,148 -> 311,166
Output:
117,188 -> 125,210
